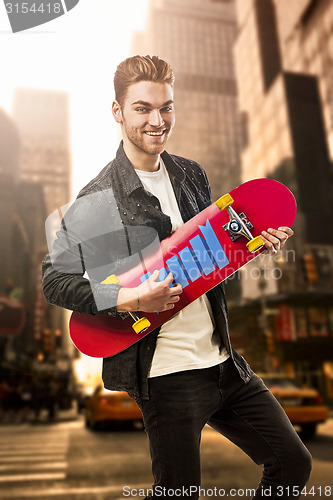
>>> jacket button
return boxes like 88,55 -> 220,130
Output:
155,205 -> 159,210
107,312 -> 112,316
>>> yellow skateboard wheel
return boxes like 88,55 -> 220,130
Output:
132,317 -> 151,334
216,193 -> 234,210
246,236 -> 264,253
101,274 -> 119,285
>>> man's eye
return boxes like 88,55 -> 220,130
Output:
162,106 -> 173,112
136,108 -> 148,112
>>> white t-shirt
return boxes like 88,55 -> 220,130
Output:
136,159 -> 229,377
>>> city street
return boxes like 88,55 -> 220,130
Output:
1,2 -> 333,500
0,416 -> 332,500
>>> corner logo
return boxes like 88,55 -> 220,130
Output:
4,0 -> 80,33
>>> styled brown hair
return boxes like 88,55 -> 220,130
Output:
114,55 -> 175,108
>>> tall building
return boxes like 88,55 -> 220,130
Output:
233,0 -> 333,401
12,89 -> 73,363
12,88 -> 72,215
274,0 -> 333,159
0,109 -> 47,366
0,108 -> 20,181
234,0 -> 333,265
132,0 -> 243,199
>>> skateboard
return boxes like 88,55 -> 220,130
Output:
69,178 -> 297,357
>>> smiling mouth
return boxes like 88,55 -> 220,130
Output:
144,130 -> 167,137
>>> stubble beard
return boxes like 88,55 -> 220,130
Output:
123,121 -> 172,156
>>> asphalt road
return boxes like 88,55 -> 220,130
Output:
0,416 -> 332,499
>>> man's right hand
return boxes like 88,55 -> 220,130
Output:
116,270 -> 183,313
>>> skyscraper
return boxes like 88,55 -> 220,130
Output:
12,88 -> 73,360
0,108 -> 47,363
234,0 -> 333,244
132,0 -> 243,199
274,0 -> 333,159
233,0 -> 333,399
12,88 -> 72,215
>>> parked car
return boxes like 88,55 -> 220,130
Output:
260,374 -> 329,438
85,385 -> 143,430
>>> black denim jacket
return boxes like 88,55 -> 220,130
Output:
42,143 -> 251,400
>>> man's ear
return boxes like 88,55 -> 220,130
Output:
112,100 -> 123,124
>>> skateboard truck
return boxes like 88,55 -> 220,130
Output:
101,274 -> 151,334
216,194 -> 264,253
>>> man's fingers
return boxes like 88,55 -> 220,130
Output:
261,234 -> 277,254
267,228 -> 283,239
163,272 -> 175,286
143,269 -> 159,291
170,283 -> 183,295
278,226 -> 294,236
266,228 -> 290,242
163,274 -> 183,295
262,231 -> 280,245
152,269 -> 160,280
262,226 -> 294,253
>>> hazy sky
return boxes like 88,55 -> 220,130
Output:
1,0 -> 150,195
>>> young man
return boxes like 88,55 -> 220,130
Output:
42,55 -> 311,498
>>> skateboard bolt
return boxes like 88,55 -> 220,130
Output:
230,220 -> 241,233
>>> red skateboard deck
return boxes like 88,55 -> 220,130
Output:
69,178 -> 297,358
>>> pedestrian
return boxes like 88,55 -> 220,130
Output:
18,376 -> 34,421
42,55 -> 311,499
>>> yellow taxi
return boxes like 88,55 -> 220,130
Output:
85,385 -> 143,430
260,374 -> 329,438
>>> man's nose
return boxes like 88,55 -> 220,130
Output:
148,110 -> 164,128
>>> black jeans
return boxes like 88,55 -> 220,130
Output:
139,358 -> 312,499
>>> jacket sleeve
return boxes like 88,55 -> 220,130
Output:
42,254 -> 122,316
42,190 -> 123,317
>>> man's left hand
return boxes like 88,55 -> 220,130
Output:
261,227 -> 294,255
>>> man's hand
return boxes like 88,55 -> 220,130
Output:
117,270 -> 183,313
137,270 -> 183,312
261,226 -> 294,255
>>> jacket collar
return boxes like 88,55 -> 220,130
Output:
114,141 -> 185,197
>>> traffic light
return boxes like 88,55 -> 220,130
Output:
302,253 -> 318,284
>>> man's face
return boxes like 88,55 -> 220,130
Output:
118,81 -> 175,156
